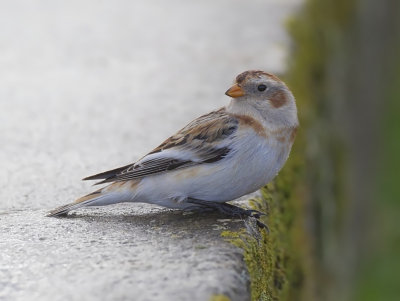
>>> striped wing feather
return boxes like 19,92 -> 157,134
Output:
83,108 -> 238,185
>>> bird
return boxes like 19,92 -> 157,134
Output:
48,70 -> 298,228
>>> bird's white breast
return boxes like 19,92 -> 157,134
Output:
133,131 -> 292,208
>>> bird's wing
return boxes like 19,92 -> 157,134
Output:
83,108 -> 239,185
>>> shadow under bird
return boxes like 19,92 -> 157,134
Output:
48,70 -> 299,228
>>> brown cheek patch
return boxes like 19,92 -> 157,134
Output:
270,90 -> 288,108
234,114 -> 267,138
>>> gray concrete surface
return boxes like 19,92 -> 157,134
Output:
0,1 -> 301,300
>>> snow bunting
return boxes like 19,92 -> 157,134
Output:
48,70 -> 298,227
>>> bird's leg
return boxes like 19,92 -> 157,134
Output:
186,199 -> 267,229
182,205 -> 216,214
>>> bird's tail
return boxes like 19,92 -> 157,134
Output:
47,187 -> 116,217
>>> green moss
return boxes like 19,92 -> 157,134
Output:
209,295 -> 231,301
223,155 -> 306,301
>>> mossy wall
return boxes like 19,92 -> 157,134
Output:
230,0 -> 400,300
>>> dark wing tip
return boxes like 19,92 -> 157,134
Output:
46,203 -> 75,217
82,163 -> 133,181
93,179 -> 114,185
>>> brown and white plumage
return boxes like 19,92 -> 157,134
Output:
48,70 -> 298,219
84,108 -> 237,185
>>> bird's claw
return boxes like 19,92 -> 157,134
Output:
187,199 -> 268,230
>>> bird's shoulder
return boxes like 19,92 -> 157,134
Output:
148,107 -> 240,154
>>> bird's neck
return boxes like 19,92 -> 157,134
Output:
226,98 -> 264,120
226,98 -> 298,131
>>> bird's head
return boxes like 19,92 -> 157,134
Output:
225,70 -> 298,128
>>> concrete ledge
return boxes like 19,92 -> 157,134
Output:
1,204 -> 253,301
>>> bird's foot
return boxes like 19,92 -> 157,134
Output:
183,205 -> 216,214
187,199 -> 268,229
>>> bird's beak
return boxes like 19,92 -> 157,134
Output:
225,83 -> 245,98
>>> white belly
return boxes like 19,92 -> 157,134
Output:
132,135 -> 291,208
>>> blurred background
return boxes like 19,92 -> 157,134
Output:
1,0 -> 399,300
284,0 -> 400,300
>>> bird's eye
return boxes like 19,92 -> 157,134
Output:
257,84 -> 267,92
